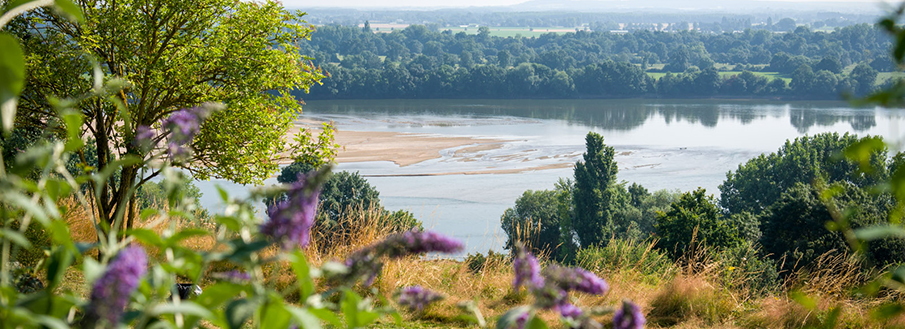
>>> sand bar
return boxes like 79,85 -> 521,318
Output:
286,124 -> 514,167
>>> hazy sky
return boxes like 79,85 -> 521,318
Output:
286,0 -> 885,9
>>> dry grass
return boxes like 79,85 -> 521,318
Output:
52,197 -> 905,328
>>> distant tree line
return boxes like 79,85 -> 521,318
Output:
302,10 -> 877,34
298,23 -> 895,100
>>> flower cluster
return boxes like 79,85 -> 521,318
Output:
261,172 -> 321,250
338,229 -> 464,286
134,103 -> 220,160
513,247 -> 544,290
134,125 -> 156,152
397,286 -> 444,311
612,300 -> 646,329
542,265 -> 609,295
87,245 -> 148,325
509,243 -> 642,329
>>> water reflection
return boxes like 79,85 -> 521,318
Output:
303,99 -> 878,134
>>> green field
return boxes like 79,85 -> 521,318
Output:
645,70 -> 791,83
442,26 -> 586,38
878,71 -> 905,84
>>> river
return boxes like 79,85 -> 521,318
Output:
194,99 -> 905,254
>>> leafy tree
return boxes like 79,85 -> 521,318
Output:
655,188 -> 740,258
572,132 -> 619,247
12,0 -> 331,233
501,189 -> 565,257
720,133 -> 886,216
774,18 -> 797,32
849,62 -> 879,96
758,181 -> 905,270
814,57 -> 843,74
319,171 -> 382,223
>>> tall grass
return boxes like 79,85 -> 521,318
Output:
55,196 -> 905,328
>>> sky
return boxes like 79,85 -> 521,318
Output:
285,0 -> 886,9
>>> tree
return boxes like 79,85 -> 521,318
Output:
814,57 -> 843,74
790,64 -> 816,95
774,18 -> 797,32
572,132 -> 618,247
720,133 -> 886,216
758,181 -> 905,270
849,62 -> 879,96
655,188 -> 740,258
13,0 -> 331,232
501,189 -> 565,257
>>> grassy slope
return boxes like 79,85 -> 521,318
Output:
58,198 -> 905,328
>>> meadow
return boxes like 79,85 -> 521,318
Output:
45,196 -> 905,328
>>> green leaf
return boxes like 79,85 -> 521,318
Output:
45,247 -> 74,291
140,208 -> 160,220
496,306 -> 531,329
82,257 -> 104,285
60,110 -> 84,151
3,191 -> 49,225
260,300 -> 292,329
0,228 -> 31,249
309,307 -> 343,328
128,228 -> 165,246
32,314 -> 69,329
341,289 -> 378,328
872,303 -> 905,320
195,283 -> 245,309
165,229 -> 209,246
854,225 -> 905,241
152,302 -> 214,319
286,307 -> 322,329
789,291 -> 817,311
289,250 -> 315,301
48,220 -> 73,247
0,33 -> 24,134
52,0 -> 84,22
225,298 -> 257,329
525,316 -> 548,329
217,186 -> 229,202
226,239 -> 270,263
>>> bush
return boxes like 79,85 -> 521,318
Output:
576,238 -> 674,278
464,250 -> 507,274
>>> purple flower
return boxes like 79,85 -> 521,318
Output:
513,247 -> 544,291
163,109 -> 200,145
338,230 -> 463,286
88,245 -> 148,325
555,302 -> 583,319
134,125 -> 156,151
514,311 -> 530,329
161,104 -> 220,161
212,270 -> 251,282
612,301 -> 645,329
542,265 -> 609,295
379,230 -> 465,258
261,173 -> 321,250
397,285 -> 443,311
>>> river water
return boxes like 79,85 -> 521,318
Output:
194,99 -> 905,254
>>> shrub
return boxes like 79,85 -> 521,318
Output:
576,238 -> 674,278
